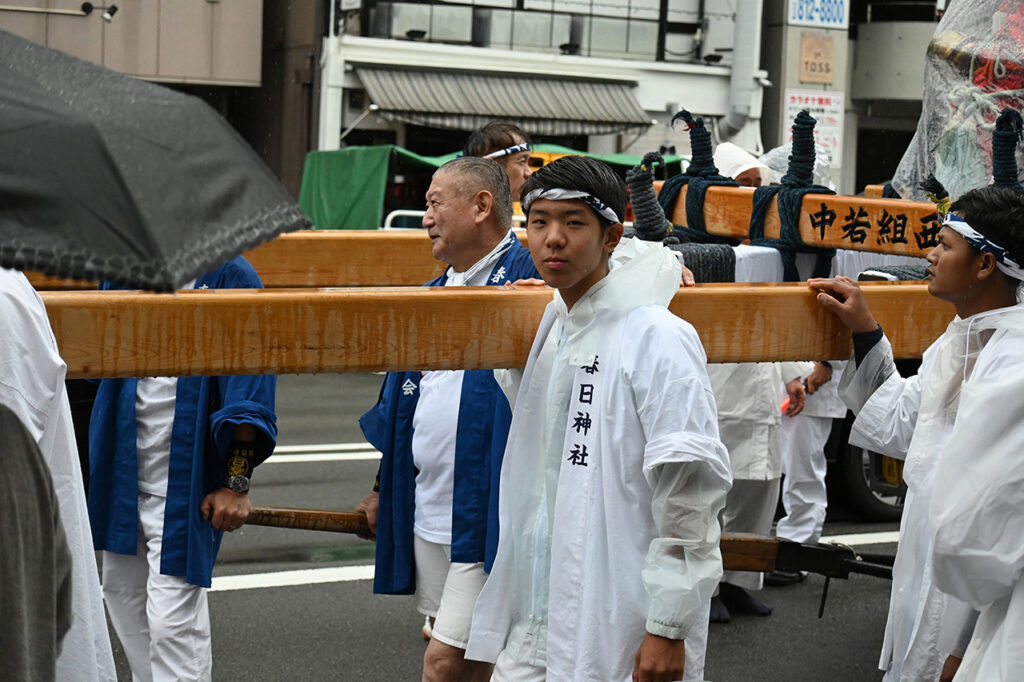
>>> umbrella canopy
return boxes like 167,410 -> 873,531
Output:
0,29 -> 310,291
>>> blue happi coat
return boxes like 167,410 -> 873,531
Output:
360,237 -> 538,595
88,257 -> 277,588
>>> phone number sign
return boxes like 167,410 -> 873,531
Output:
788,0 -> 849,30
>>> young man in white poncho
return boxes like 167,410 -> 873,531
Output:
808,185 -> 1024,682
465,156 -> 732,682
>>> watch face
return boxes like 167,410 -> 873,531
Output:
227,475 -> 250,493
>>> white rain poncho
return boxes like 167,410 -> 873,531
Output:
839,303 -> 1024,680
467,238 -> 732,681
926,306 -> 1024,680
713,142 -> 776,186
891,3 -> 1024,200
759,142 -> 836,190
0,268 -> 116,681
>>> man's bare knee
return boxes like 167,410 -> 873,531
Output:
423,638 -> 465,682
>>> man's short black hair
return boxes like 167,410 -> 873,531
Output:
463,122 -> 529,157
520,155 -> 626,228
950,185 -> 1024,266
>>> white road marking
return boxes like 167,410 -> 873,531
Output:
275,442 -> 376,453
263,452 -> 381,464
211,565 -> 375,592
264,442 -> 381,463
821,530 -> 899,546
211,531 -> 899,592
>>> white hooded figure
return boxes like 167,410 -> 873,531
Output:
701,141 -> 805,616
758,142 -> 836,190
713,142 -> 776,187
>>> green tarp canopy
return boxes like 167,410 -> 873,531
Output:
298,144 -> 686,230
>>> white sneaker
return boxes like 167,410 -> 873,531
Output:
422,615 -> 433,640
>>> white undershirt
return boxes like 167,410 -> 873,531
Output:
411,232 -> 514,543
134,279 -> 196,497
135,376 -> 177,496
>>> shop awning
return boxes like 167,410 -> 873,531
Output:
355,66 -> 653,136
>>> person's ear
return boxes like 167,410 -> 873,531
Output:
473,190 -> 493,225
976,251 -> 1000,281
603,222 -> 624,254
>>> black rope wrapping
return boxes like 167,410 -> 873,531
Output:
625,151 -> 672,242
657,110 -> 741,246
625,151 -> 736,281
666,243 -> 737,282
748,110 -> 835,281
881,182 -> 901,199
992,108 -> 1023,191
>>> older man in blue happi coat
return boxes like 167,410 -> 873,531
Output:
356,156 -> 538,681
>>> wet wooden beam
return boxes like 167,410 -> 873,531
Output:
668,185 -> 939,258
242,230 -> 449,287
43,282 -> 952,379
28,185 -> 939,292
25,231 -> 527,290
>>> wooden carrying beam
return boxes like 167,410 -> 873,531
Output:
242,230 -> 452,287
43,282 -> 953,379
24,231 -> 451,291
28,188 -> 940,291
669,185 -> 940,258
244,506 -> 779,572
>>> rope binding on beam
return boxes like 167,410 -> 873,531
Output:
657,110 -> 742,246
749,109 -> 836,282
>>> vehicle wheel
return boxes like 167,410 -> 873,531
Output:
838,443 -> 905,522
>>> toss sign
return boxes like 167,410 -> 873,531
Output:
788,0 -> 849,30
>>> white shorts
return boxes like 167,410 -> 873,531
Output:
413,536 -> 488,649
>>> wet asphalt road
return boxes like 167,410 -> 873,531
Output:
103,373 -> 897,681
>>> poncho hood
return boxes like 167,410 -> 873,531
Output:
551,237 -> 682,365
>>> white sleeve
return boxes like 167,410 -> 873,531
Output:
492,368 -> 522,411
930,361 -> 1024,609
643,459 -> 728,639
780,361 -> 813,383
627,317 -> 732,640
838,336 -> 921,460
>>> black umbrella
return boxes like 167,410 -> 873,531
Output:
0,29 -> 310,291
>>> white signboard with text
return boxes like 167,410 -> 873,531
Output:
784,89 -> 844,168
788,0 -> 849,30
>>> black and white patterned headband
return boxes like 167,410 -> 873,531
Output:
520,187 -> 622,224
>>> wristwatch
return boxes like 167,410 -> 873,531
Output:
225,474 -> 250,494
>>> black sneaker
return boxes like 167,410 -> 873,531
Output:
718,583 -> 773,616
764,569 -> 806,587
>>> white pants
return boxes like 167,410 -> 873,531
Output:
776,414 -> 832,544
102,492 -> 212,682
720,477 -> 781,590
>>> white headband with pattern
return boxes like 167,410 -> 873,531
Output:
944,213 -> 1024,281
520,187 -> 622,224
483,142 -> 531,159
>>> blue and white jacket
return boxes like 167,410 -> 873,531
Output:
88,257 -> 277,588
360,238 -> 538,595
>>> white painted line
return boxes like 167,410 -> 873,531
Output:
210,565 -> 374,592
263,451 -> 381,464
821,531 -> 899,546
276,442 -> 375,453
